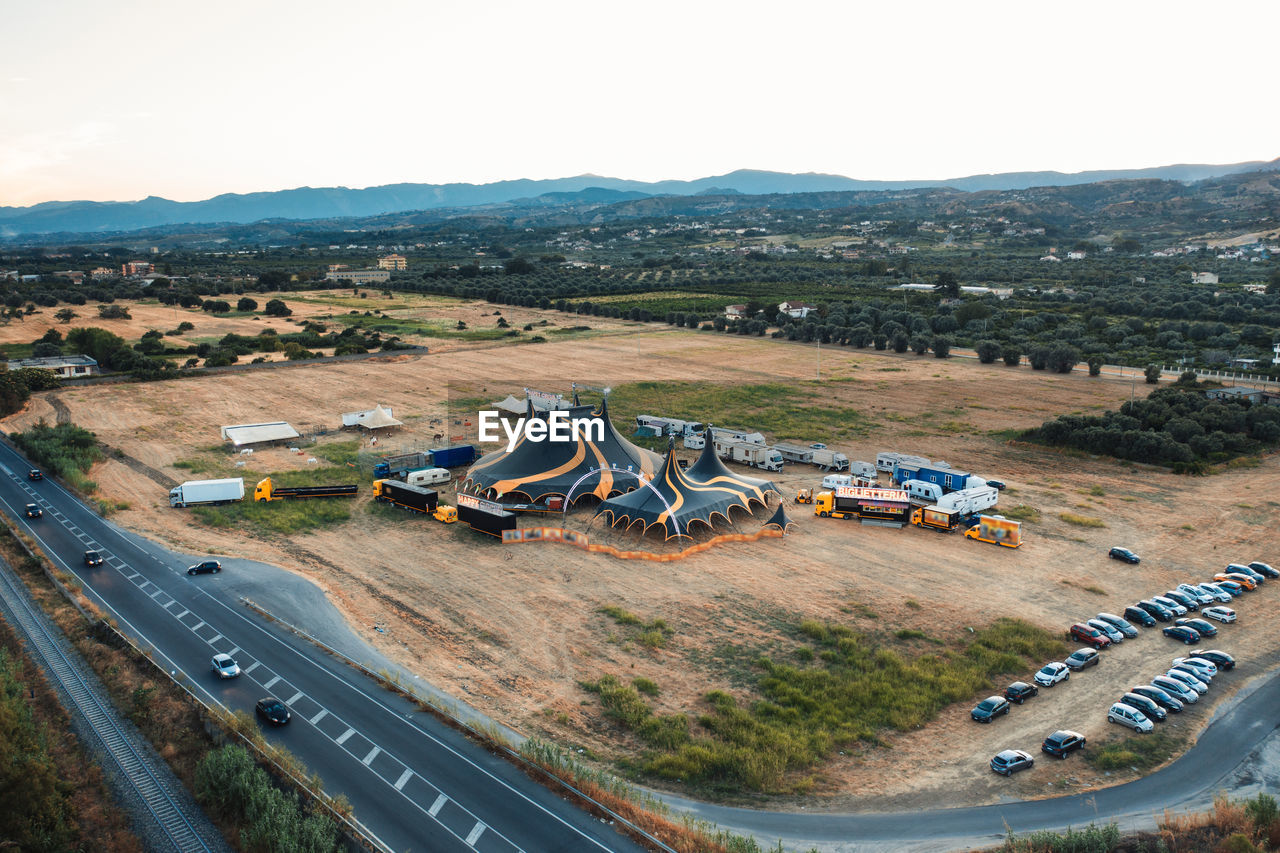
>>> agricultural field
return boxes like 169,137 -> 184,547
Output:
4,295 -> 1280,812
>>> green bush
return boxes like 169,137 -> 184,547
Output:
12,421 -> 102,492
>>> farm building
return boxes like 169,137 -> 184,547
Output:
220,421 -> 301,448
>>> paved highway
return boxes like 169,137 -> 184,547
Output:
0,440 -> 646,853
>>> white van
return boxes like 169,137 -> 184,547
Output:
406,467 -> 451,487
1107,702 -> 1153,733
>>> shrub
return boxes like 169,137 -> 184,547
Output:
1002,345 -> 1021,366
1145,364 -> 1162,384
976,340 -> 1001,364
931,336 -> 952,358
264,298 -> 292,317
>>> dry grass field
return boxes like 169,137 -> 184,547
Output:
5,297 -> 1279,812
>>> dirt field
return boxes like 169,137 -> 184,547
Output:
6,303 -> 1279,814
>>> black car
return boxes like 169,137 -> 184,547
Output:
985,480 -> 1007,491
27,468 -> 43,481
1131,683 -> 1184,713
1041,730 -> 1086,758
1004,681 -> 1039,704
1108,547 -> 1140,564
990,749 -> 1034,776
1175,617 -> 1217,638
1162,590 -> 1199,612
1188,649 -> 1236,670
1247,561 -> 1279,580
1096,612 -> 1140,638
187,560 -> 222,575
24,503 -> 42,518
1064,648 -> 1100,671
255,697 -> 291,726
972,695 -> 1011,722
1121,692 -> 1168,722
1123,605 -> 1158,627
83,550 -> 104,567
1163,625 -> 1200,644
1137,600 -> 1174,622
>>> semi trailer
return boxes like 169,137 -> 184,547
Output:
456,493 -> 517,537
169,478 -> 244,508
430,445 -> 477,468
372,479 -> 439,514
254,477 -> 358,501
372,452 -> 431,480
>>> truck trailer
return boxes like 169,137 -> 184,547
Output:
372,452 -> 431,480
429,445 -> 477,468
713,437 -> 784,472
406,467 -> 451,487
372,479 -> 439,514
254,477 -> 358,501
169,478 -> 244,508
893,463 -> 973,494
936,485 -> 999,516
964,515 -> 1022,548
456,494 -> 517,537
911,506 -> 964,532
773,443 -> 814,464
876,452 -> 930,473
814,486 -> 912,526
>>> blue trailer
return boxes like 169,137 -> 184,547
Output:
431,444 -> 477,468
893,464 -> 972,494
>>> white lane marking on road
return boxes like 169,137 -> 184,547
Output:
209,633 -> 223,644
428,794 -> 447,817
228,646 -> 239,656
174,609 -> 188,619
335,727 -> 356,745
465,823 -> 485,845
394,768 -> 413,791
149,589 -> 164,600
310,709 -> 328,725
286,691 -> 304,705
164,600 -> 177,611
192,621 -> 205,631
124,571 -> 140,580
244,661 -> 260,674
263,675 -> 281,690
362,746 -> 381,766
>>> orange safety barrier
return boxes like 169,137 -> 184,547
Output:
501,526 -> 787,560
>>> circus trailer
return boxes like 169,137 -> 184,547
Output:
373,452 -> 431,480
876,452 -> 930,473
814,486 -> 911,526
713,437 -> 784,472
772,443 -> 814,464
936,485 -> 999,516
457,493 -> 517,538
372,479 -> 439,514
430,445 -> 477,468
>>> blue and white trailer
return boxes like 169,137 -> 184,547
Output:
894,464 -> 974,494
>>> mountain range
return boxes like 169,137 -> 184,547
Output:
2,159 -> 1277,238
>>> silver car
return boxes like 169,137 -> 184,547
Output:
1087,618 -> 1124,644
1201,605 -> 1236,623
1176,583 -> 1214,605
1152,595 -> 1187,617
1196,583 -> 1234,604
1164,668 -> 1208,694
1152,674 -> 1198,703
212,653 -> 241,679
1173,656 -> 1218,679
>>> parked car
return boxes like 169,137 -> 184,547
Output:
1196,583 -> 1234,603
83,550 -> 104,567
1064,649 -> 1100,671
1246,561 -> 1278,579
972,696 -> 1011,723
1004,681 -> 1039,704
1213,574 -> 1254,592
1034,662 -> 1071,687
255,697 -> 291,726
1087,618 -> 1124,644
211,653 -> 241,679
1226,564 -> 1266,585
24,503 -> 42,518
1107,702 -> 1153,733
1162,625 -> 1200,644
1123,605 -> 1158,627
1176,583 -> 1215,605
1096,613 -> 1139,638
985,480 -> 1007,491
1041,730 -> 1087,758
1175,617 -> 1217,638
1152,675 -> 1198,704
1221,572 -> 1259,590
990,749 -> 1035,776
1172,657 -> 1218,680
1131,683 -> 1184,713
1136,600 -> 1174,622
27,468 -> 43,481
1164,668 -> 1208,694
1162,590 -> 1199,612
1121,692 -> 1167,722
1201,606 -> 1236,623
1211,578 -> 1246,597
188,560 -> 222,576
1152,595 -> 1188,616
1069,623 -> 1112,649
1188,649 -> 1235,670
1108,547 -> 1141,564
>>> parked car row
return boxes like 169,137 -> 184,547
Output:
1108,651 -> 1235,733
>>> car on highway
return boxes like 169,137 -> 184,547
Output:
1172,657 -> 1218,680
255,697 -> 291,725
1034,662 -> 1071,687
1201,606 -> 1236,623
1162,590 -> 1199,612
24,503 -> 42,518
990,749 -> 1035,776
1136,600 -> 1174,622
1087,618 -> 1125,644
1152,674 -> 1199,704
83,550 -> 104,567
1246,561 -> 1278,579
211,653 -> 241,679
1096,612 -> 1139,638
1004,681 -> 1039,704
1152,595 -> 1188,616
1064,648 -> 1100,671
1196,583 -> 1234,604
1131,683 -> 1184,713
1175,617 -> 1217,638
1212,574 -> 1254,592
188,560 -> 222,576
971,696 -> 1011,723
1068,622 -> 1111,649
1164,668 -> 1208,694
1123,605 -> 1158,627
1211,578 -> 1246,597
27,468 -> 43,481
1120,692 -> 1167,722
1108,547 -> 1140,564
1162,625 -> 1200,644
1176,583 -> 1215,605
1226,564 -> 1266,585
1107,702 -> 1154,733
1041,730 -> 1086,758
1188,649 -> 1235,671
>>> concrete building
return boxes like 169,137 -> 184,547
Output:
122,261 -> 155,276
1192,271 -> 1219,284
377,254 -> 407,271
324,269 -> 391,284
8,355 -> 99,378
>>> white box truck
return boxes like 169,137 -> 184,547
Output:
714,437 -> 784,471
169,478 -> 245,508
811,448 -> 849,471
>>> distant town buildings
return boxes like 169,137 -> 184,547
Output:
122,261 -> 154,276
324,269 -> 391,284
1067,250 -> 1087,260
1192,271 -> 1219,284
778,300 -> 815,319
8,355 -> 99,378
724,304 -> 748,319
377,254 -> 407,271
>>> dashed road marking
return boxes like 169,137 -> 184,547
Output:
335,727 -> 355,745
263,675 -> 281,690
192,621 -> 206,631
465,823 -> 485,845
362,746 -> 380,766
394,768 -> 413,790
428,794 -> 447,817
244,661 -> 260,674
286,691 -> 304,706
310,709 -> 328,725
228,646 -> 239,656
175,609 -> 188,619
209,634 -> 223,644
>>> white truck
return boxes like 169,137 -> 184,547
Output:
636,415 -> 705,438
876,452 -> 930,473
811,447 -> 850,471
710,427 -> 767,446
714,437 -> 784,471
169,478 -> 245,508
406,467 -> 451,487
937,485 -> 999,516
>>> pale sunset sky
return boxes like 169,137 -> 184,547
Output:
1,0 -> 1276,206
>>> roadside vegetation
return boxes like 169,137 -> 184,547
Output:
12,420 -> 102,492
1085,728 -> 1186,773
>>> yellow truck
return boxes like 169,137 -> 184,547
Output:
964,514 -> 1022,548
911,505 -> 962,532
254,477 -> 358,502
433,505 -> 457,524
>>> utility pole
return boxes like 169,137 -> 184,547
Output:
816,337 -> 821,381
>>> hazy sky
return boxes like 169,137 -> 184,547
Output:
2,0 -> 1277,205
